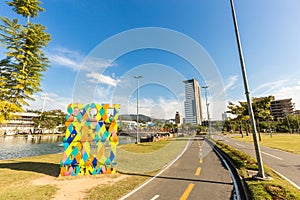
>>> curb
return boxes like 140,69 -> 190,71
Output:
206,138 -> 250,200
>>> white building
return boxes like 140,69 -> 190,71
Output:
120,120 -> 137,130
222,112 -> 229,121
0,112 -> 39,135
183,79 -> 203,125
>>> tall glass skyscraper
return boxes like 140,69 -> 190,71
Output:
183,79 -> 203,125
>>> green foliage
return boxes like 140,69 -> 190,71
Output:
163,123 -> 178,132
0,0 -> 50,121
264,183 -> 299,200
216,141 -> 257,170
32,110 -> 66,132
226,96 -> 278,132
215,140 -> 300,200
6,0 -> 45,20
277,115 -> 300,132
252,96 -> 274,121
0,100 -> 23,123
197,124 -> 202,131
247,182 -> 272,200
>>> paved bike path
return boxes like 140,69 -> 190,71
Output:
122,138 -> 234,200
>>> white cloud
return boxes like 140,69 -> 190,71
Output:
126,97 -> 184,119
94,85 -> 115,103
252,79 -> 289,97
47,47 -> 82,70
272,84 -> 300,110
24,92 -> 72,112
224,75 -> 239,91
86,72 -> 120,87
46,46 -> 116,72
81,57 -> 116,72
240,79 -> 300,110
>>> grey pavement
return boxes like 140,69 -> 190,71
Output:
213,134 -> 300,190
121,138 -> 234,200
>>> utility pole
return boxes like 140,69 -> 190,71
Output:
293,103 -> 300,132
202,86 -> 210,137
229,0 -> 265,178
38,95 -> 47,130
134,75 -> 142,144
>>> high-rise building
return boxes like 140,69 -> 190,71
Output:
175,111 -> 180,124
270,98 -> 294,120
183,79 -> 203,125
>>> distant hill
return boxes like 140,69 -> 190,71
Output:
119,114 -> 165,123
119,114 -> 150,122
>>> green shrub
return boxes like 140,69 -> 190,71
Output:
213,140 -> 300,200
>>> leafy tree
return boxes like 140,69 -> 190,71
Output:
252,96 -> 274,132
227,101 -> 248,120
276,115 -> 300,133
227,96 -> 274,133
33,110 -> 66,133
0,100 -> 21,122
227,101 -> 250,133
0,0 -> 50,122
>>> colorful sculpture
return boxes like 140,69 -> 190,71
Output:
60,103 -> 120,176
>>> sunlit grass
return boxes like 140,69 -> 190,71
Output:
232,134 -> 300,155
214,141 -> 300,200
0,167 -> 57,200
118,139 -> 171,153
85,176 -> 148,200
0,138 -> 187,199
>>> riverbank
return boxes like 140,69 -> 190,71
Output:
0,134 -> 137,160
0,138 -> 188,200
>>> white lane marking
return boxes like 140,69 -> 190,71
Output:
150,194 -> 160,200
119,139 -> 192,200
261,151 -> 283,160
272,169 -> 300,190
235,143 -> 245,147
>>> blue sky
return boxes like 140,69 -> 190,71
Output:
1,0 -> 300,120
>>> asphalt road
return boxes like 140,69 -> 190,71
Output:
121,138 -> 235,200
214,134 -> 300,190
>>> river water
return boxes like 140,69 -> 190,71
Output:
0,135 -> 136,160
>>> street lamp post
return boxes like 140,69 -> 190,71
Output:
202,86 -> 210,137
134,75 -> 142,144
230,0 -> 265,178
284,109 -> 292,133
293,103 -> 300,132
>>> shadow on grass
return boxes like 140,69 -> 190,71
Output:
0,161 -> 60,177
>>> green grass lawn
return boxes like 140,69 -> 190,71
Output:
232,133 -> 300,155
0,154 -> 61,200
119,139 -> 170,153
0,138 -> 188,200
214,140 -> 300,200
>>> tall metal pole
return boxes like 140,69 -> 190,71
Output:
293,103 -> 300,132
38,95 -> 47,130
134,75 -> 142,144
202,86 -> 210,137
283,108 -> 292,133
297,115 -> 300,133
230,0 -> 265,178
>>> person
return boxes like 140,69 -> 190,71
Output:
239,125 -> 243,138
